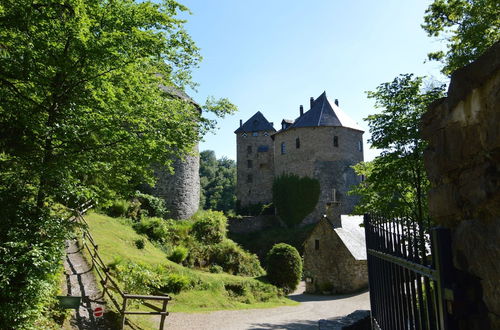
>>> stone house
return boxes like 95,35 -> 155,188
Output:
303,215 -> 368,294
235,92 -> 364,224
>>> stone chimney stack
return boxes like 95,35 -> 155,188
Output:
239,119 -> 242,127
310,97 -> 314,108
300,105 -> 304,116
334,99 -> 339,106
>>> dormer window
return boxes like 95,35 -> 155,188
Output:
263,132 -> 269,136
252,132 -> 258,137
242,133 -> 247,138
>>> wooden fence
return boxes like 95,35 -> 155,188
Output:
72,205 -> 172,329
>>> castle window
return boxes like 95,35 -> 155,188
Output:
247,146 -> 252,154
315,239 -> 320,250
264,131 -> 269,136
333,136 -> 339,147
296,137 -> 300,149
257,145 -> 269,152
281,142 -> 286,154
252,132 -> 258,137
247,174 -> 253,183
358,141 -> 363,151
242,133 -> 247,138
247,160 -> 253,168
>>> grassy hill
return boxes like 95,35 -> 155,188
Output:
82,212 -> 297,328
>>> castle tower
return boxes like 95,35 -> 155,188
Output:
273,92 -> 364,224
234,111 -> 276,207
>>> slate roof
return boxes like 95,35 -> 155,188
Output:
334,215 -> 367,260
235,111 -> 276,133
159,84 -> 201,110
289,92 -> 363,132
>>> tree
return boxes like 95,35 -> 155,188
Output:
0,0 -> 234,326
266,243 -> 302,294
351,74 -> 445,222
199,150 -> 237,212
422,0 -> 500,75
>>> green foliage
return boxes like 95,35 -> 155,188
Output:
272,174 -> 320,227
160,274 -> 192,294
422,0 -> 500,75
190,210 -> 228,244
351,74 -> 446,221
208,240 -> 264,276
133,191 -> 168,218
199,150 -> 237,213
209,265 -> 224,274
134,238 -> 145,250
133,217 -> 170,243
168,246 -> 189,264
105,199 -> 130,218
265,243 -> 302,294
236,202 -> 275,216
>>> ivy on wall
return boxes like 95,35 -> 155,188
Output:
272,174 -> 320,227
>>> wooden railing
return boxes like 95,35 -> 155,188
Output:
72,205 -> 172,329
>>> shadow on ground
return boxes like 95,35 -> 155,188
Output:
248,319 -> 318,330
288,288 -> 369,303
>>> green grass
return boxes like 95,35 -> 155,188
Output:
82,212 -> 297,316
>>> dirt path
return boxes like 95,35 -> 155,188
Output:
63,238 -> 112,329
159,283 -> 370,330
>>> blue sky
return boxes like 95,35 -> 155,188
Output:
179,0 -> 446,161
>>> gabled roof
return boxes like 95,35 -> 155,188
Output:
334,215 -> 366,260
235,111 -> 276,133
289,92 -> 363,132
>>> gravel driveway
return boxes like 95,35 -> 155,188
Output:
161,283 -> 370,330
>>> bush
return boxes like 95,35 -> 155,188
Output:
209,240 -> 264,276
190,210 -> 227,244
106,199 -> 130,218
273,174 -> 320,226
134,191 -> 168,218
266,243 -> 302,294
160,274 -> 191,294
134,238 -> 145,249
133,217 -> 170,242
168,246 -> 188,264
209,264 -> 223,273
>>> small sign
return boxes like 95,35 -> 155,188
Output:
94,306 -> 104,317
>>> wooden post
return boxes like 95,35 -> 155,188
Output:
121,297 -> 127,329
159,299 -> 168,330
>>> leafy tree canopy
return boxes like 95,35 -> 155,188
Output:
422,0 -> 500,75
199,150 -> 236,213
351,74 -> 445,222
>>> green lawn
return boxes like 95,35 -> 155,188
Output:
82,212 -> 297,319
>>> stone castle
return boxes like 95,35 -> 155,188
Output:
235,92 -> 364,224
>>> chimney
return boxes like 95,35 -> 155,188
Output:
310,97 -> 314,108
299,105 -> 304,116
334,99 -> 339,106
239,119 -> 242,127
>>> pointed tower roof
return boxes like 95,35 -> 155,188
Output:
235,111 -> 276,133
290,92 -> 363,132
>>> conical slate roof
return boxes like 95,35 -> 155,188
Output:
235,111 -> 276,133
290,92 -> 363,132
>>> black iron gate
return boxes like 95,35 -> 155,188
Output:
364,214 -> 456,330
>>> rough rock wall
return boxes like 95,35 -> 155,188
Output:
422,42 -> 500,329
152,145 -> 200,220
273,126 -> 364,224
304,219 -> 368,294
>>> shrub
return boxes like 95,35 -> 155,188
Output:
160,274 -> 191,294
209,264 -> 223,273
134,238 -> 145,249
106,199 -> 130,218
273,174 -> 320,226
134,191 -> 168,218
168,246 -> 188,264
132,217 -> 170,242
266,243 -> 302,294
190,210 -> 227,244
209,240 -> 264,276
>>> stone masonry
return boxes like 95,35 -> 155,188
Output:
422,41 -> 500,329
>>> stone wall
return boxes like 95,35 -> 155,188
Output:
422,41 -> 500,329
236,131 -> 275,206
151,145 -> 200,220
227,215 -> 281,234
304,218 -> 368,294
273,126 -> 364,224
